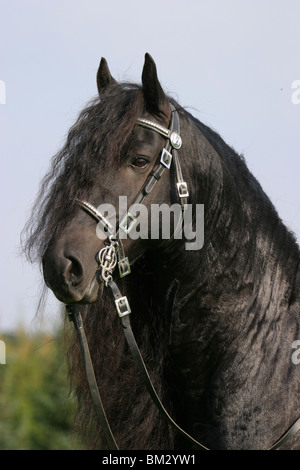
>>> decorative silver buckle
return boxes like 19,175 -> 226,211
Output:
115,296 -> 131,317
98,243 -> 118,285
177,182 -> 189,198
160,148 -> 172,169
118,257 -> 131,278
119,212 -> 137,234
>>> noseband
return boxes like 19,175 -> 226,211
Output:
68,104 -> 300,450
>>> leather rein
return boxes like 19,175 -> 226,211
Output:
67,104 -> 300,450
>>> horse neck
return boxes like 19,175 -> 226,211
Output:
158,115 -> 300,347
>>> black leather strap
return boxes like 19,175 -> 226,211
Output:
107,280 -> 210,450
67,305 -> 119,450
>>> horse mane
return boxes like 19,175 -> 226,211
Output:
22,76 -> 300,449
181,107 -> 299,267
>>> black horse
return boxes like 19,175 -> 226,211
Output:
23,54 -> 300,450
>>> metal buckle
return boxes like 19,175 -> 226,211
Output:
115,296 -> 131,317
118,257 -> 131,278
119,212 -> 137,234
160,148 -> 172,169
177,182 -> 189,198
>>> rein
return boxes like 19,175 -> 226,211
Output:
67,104 -> 300,451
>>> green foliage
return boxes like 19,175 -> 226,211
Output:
0,326 -> 82,450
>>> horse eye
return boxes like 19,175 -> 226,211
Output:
131,156 -> 149,169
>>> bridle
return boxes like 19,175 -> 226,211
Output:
77,103 -> 188,289
67,103 -> 300,450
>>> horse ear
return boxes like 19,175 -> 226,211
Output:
97,57 -> 117,95
142,53 -> 170,120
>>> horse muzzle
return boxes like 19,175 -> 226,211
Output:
42,247 -> 101,304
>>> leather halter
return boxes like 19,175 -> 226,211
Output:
67,104 -> 300,450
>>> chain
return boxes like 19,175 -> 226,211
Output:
98,236 -> 118,286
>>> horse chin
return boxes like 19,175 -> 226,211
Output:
54,276 -> 102,305
79,276 -> 102,304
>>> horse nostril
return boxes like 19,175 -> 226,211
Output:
64,255 -> 84,287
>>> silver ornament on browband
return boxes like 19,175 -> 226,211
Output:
136,118 -> 182,150
170,131 -> 182,149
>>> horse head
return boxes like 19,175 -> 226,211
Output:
42,54 -> 186,305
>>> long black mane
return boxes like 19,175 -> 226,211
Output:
23,72 -> 300,449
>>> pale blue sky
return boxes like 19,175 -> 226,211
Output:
0,0 -> 299,332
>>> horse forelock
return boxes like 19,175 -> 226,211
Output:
21,84 -> 147,263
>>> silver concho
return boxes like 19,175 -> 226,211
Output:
170,131 -> 182,149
